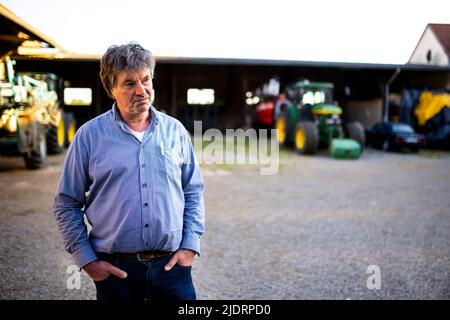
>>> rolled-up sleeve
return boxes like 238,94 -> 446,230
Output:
180,129 -> 205,256
53,129 -> 97,268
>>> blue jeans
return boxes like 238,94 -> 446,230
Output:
93,252 -> 196,300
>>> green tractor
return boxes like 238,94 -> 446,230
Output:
274,80 -> 365,158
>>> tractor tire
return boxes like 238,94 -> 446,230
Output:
64,112 -> 77,147
47,111 -> 77,153
47,116 -> 65,154
24,124 -> 47,169
274,111 -> 291,147
294,121 -> 319,155
345,121 -> 366,149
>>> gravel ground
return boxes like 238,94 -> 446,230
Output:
0,147 -> 449,300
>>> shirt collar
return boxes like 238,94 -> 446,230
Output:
111,102 -> 160,126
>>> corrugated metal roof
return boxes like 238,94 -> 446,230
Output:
0,3 -> 65,56
11,53 -> 450,72
156,56 -> 450,71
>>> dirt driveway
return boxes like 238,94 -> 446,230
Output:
1,147 -> 449,299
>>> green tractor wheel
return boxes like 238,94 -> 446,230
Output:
47,115 -> 65,154
275,115 -> 287,145
294,121 -> 319,154
345,121 -> 366,149
47,112 -> 77,153
65,113 -> 76,147
275,110 -> 294,147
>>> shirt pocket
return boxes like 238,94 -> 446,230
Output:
155,145 -> 182,178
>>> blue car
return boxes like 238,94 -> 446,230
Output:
366,122 -> 427,152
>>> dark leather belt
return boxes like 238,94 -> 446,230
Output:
101,250 -> 172,261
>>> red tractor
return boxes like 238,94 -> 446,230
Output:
246,77 -> 288,130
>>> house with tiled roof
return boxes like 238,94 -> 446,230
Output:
409,24 -> 450,66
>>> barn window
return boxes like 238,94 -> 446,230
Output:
187,88 -> 215,105
64,88 -> 92,106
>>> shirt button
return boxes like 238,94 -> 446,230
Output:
143,183 -> 147,188
145,224 -> 149,228
141,163 -> 145,168
144,203 -> 148,207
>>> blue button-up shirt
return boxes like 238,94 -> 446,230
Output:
53,104 -> 205,268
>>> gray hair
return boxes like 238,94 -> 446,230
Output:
100,42 -> 156,98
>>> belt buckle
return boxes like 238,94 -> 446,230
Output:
136,252 -> 147,261
136,251 -> 159,261
136,251 -> 170,261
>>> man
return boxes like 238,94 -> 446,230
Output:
53,42 -> 205,300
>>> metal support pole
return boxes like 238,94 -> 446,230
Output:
383,67 -> 401,122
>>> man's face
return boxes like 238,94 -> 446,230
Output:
111,68 -> 153,116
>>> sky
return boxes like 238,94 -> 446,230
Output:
1,0 -> 449,64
